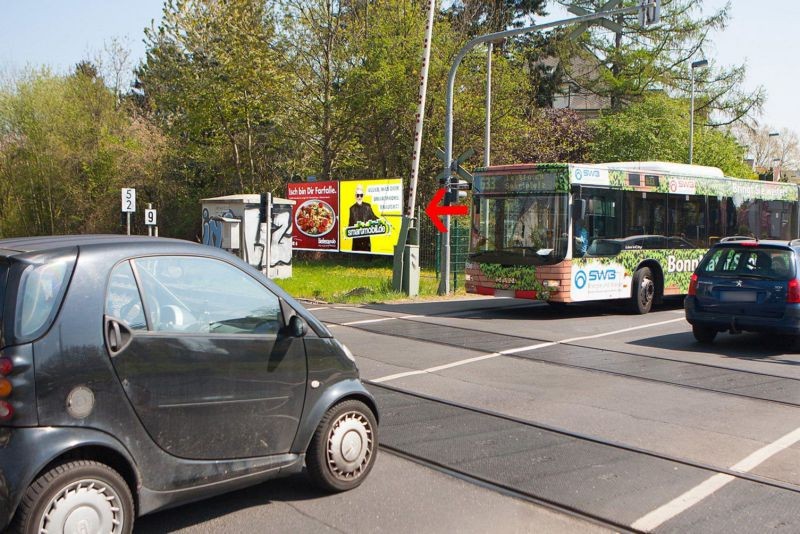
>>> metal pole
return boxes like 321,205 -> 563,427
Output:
126,212 -> 131,236
265,192 -> 273,278
485,42 -> 493,168
148,203 -> 153,237
689,67 -> 695,164
438,5 -> 644,295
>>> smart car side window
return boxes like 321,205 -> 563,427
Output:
105,262 -> 147,331
133,256 -> 282,335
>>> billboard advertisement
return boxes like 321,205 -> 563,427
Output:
338,179 -> 403,256
286,181 -> 339,251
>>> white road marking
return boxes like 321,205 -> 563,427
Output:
631,474 -> 735,532
341,314 -> 419,326
631,426 -> 800,532
558,318 -> 685,344
372,317 -> 684,382
306,306 -> 328,311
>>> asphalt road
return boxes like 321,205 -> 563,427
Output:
136,296 -> 800,533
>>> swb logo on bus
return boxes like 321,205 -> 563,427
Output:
574,270 -> 588,289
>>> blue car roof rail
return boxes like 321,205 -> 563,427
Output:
720,235 -> 758,243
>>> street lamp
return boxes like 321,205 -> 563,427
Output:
689,58 -> 709,164
766,131 -> 780,180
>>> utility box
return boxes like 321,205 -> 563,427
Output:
220,216 -> 240,250
201,194 -> 295,279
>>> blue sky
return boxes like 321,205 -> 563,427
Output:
1,1 -> 796,134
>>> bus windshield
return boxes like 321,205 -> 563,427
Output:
472,192 -> 568,265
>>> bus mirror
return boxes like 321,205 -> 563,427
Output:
573,199 -> 586,220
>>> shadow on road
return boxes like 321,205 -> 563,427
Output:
629,331 -> 800,365
134,472 -> 324,533
364,296 -> 685,321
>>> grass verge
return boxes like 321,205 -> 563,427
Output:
273,256 -> 464,304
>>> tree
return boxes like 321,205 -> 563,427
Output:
590,92 -> 756,178
506,108 -> 592,163
558,0 -> 764,123
0,68 -> 168,237
137,0 -> 290,194
732,124 -> 800,179
445,0 -> 548,35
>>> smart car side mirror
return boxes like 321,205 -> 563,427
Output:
288,315 -> 307,338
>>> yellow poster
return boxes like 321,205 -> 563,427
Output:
338,179 -> 403,255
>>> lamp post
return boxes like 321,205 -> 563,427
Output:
689,58 -> 708,164
766,131 -> 779,180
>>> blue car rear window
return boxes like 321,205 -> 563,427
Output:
699,247 -> 794,280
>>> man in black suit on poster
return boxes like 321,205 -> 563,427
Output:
348,184 -> 379,252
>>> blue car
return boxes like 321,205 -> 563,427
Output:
685,237 -> 800,343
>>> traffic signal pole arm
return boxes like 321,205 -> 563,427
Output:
438,0 -> 659,296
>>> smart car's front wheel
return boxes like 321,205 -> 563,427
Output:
307,399 -> 378,492
10,460 -> 134,534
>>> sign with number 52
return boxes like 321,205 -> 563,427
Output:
121,188 -> 136,213
144,209 -> 157,226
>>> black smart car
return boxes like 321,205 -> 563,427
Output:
685,237 -> 800,343
0,236 -> 378,533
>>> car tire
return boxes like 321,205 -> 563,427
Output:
630,267 -> 655,314
306,399 -> 378,493
10,460 -> 134,534
692,325 -> 717,343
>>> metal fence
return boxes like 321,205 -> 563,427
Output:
417,213 -> 469,289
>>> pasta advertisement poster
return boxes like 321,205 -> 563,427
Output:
287,181 -> 339,251
286,179 -> 403,255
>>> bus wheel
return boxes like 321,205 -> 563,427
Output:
630,267 -> 655,314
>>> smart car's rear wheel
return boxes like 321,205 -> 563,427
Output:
692,325 -> 717,343
11,460 -> 133,534
307,399 -> 377,492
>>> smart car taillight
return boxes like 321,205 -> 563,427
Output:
0,400 -> 13,421
788,279 -> 800,303
0,358 -> 12,376
688,274 -> 698,296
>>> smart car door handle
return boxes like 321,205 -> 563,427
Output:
104,316 -> 133,357
111,322 -> 121,350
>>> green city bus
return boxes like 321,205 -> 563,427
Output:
466,162 -> 800,313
